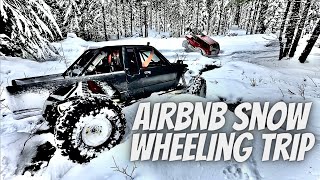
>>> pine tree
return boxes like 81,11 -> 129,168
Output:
1,0 -> 61,61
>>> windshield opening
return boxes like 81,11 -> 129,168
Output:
64,49 -> 99,76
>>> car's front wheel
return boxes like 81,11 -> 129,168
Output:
55,96 -> 126,163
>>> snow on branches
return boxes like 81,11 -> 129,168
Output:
1,0 -> 61,61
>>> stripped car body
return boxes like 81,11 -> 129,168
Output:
6,45 -> 188,117
5,44 -> 209,166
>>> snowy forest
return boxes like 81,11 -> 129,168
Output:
1,0 -> 320,62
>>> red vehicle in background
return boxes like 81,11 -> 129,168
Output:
182,34 -> 220,57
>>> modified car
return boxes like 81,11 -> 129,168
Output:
6,44 -> 207,166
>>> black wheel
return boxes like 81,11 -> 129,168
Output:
200,49 -> 207,57
43,96 -> 81,130
211,48 -> 220,56
186,75 -> 207,98
43,103 -> 60,129
54,96 -> 126,164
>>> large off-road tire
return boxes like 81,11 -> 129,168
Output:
186,76 -> 207,98
43,96 -> 81,130
43,103 -> 60,129
54,96 -> 126,164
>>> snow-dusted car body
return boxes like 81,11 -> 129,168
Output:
6,45 -> 188,112
183,34 -> 220,56
6,44 -> 207,165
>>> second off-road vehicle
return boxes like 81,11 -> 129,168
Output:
183,34 -> 220,57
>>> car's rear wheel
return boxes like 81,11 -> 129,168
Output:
55,96 -> 126,163
211,48 -> 220,56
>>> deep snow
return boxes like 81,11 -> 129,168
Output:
1,30 -> 320,180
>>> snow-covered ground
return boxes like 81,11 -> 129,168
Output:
1,30 -> 320,180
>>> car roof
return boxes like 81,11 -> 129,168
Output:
88,45 -> 152,50
196,35 -> 218,45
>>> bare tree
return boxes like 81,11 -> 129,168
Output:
256,0 -> 268,34
217,0 -> 224,35
279,0 -> 292,60
289,0 -> 312,57
246,0 -> 255,34
283,0 -> 301,57
206,0 -> 214,34
101,0 -> 109,41
299,19 -> 320,63
116,0 -> 120,39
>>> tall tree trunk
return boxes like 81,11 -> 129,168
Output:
156,0 -> 159,32
182,15 -> 185,36
250,0 -> 260,35
222,7 -> 228,35
150,3 -> 153,30
207,12 -> 211,34
101,0 -> 108,41
283,0 -> 301,57
140,2 -> 143,36
279,0 -> 292,60
235,3 -> 241,26
130,2 -> 133,37
116,0 -> 120,39
144,5 -> 148,37
196,0 -> 200,30
246,0 -> 255,34
299,19 -> 320,63
163,0 -> 168,32
256,0 -> 268,34
123,3 -> 126,37
289,0 -> 312,57
212,9 -> 217,34
206,0 -> 212,34
217,0 -> 224,35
